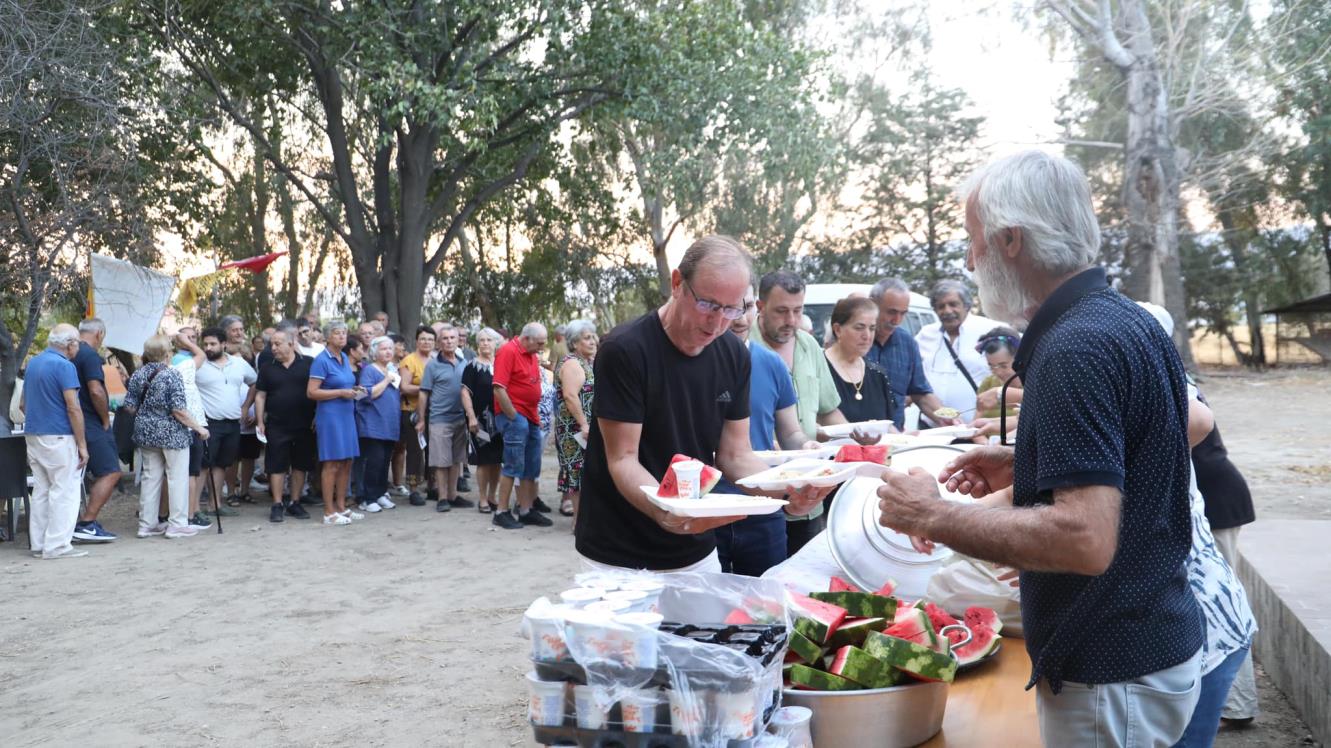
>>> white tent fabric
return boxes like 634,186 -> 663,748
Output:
90,254 -> 176,353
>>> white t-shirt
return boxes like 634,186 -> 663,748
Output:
194,354 -> 257,421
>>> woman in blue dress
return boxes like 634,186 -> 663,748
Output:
306,321 -> 362,525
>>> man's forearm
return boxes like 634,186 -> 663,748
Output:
68,407 -> 87,451
913,393 -> 944,414
607,454 -> 666,520
918,501 -> 1111,575
493,387 -> 517,419
90,381 -> 110,426
817,408 -> 847,426
776,427 -> 806,451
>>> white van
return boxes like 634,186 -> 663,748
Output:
801,283 -> 937,346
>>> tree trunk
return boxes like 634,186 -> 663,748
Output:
0,320 -> 15,432
249,127 -> 273,326
1320,218 -> 1331,287
1115,3 -> 1195,368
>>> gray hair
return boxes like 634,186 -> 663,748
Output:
324,320 -> 348,338
758,270 -> 805,301
563,319 -> 597,353
475,327 -> 502,346
520,322 -> 547,339
47,326 -> 79,349
929,279 -> 973,310
219,314 -> 244,330
369,335 -> 394,354
78,317 -> 106,336
275,318 -> 299,334
677,234 -> 753,284
959,150 -> 1101,275
869,278 -> 910,301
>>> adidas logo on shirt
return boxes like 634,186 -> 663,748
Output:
716,391 -> 732,403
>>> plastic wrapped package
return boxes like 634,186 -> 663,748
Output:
521,570 -> 791,747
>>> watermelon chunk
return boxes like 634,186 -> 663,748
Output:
874,579 -> 897,597
657,454 -> 723,497
858,445 -> 890,464
826,617 -> 889,649
828,645 -> 903,689
952,625 -> 1001,666
964,606 -> 1003,635
863,631 -> 958,683
788,629 -> 825,666
787,664 -> 860,691
829,575 -> 858,592
790,593 -> 848,644
833,445 -> 863,462
883,608 -> 942,653
926,598 -> 958,633
723,608 -> 755,625
808,591 -> 897,619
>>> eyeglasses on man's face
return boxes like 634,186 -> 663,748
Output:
682,278 -> 747,321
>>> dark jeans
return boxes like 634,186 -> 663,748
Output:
784,513 -> 827,558
358,438 -> 394,505
716,510 -> 788,576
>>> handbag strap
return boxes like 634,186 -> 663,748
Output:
941,335 -> 980,393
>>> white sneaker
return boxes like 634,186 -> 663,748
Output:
249,477 -> 268,493
42,548 -> 89,559
391,484 -> 409,497
357,502 -> 382,513
377,495 -> 396,509
137,522 -> 168,538
323,513 -> 352,526
165,524 -> 200,539
342,509 -> 365,521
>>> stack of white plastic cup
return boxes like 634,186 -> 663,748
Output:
525,672 -> 567,727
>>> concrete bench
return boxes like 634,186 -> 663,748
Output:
1237,519 -> 1331,745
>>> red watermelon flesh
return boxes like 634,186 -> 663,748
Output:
952,625 -> 1001,665
964,606 -> 1003,635
657,454 -> 723,497
924,603 -> 961,641
724,608 -> 755,625
829,576 -> 858,592
858,445 -> 890,464
882,608 -> 941,653
874,579 -> 897,597
833,445 -> 863,462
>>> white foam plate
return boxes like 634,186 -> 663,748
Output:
751,447 -> 836,466
638,486 -> 789,517
919,425 -> 979,439
735,458 -> 885,491
819,420 -> 895,439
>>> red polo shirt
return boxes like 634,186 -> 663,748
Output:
493,337 -> 541,424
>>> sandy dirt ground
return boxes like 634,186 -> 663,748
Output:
1,367 -> 1327,747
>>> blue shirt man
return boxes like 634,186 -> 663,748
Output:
24,348 -> 82,435
867,279 -> 945,430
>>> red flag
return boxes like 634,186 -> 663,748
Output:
220,251 -> 287,273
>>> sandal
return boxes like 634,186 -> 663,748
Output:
559,498 -> 575,517
236,493 -> 256,504
225,496 -> 242,508
478,501 -> 493,514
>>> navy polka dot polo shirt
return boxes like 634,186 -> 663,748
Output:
1011,267 -> 1203,692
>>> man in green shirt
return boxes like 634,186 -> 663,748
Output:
751,270 -> 857,556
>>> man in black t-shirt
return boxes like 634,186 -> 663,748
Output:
575,235 -> 829,571
71,318 -> 121,543
254,330 -> 315,522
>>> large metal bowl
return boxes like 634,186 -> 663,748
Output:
781,680 -> 949,747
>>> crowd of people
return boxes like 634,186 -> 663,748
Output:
9,149 -> 1264,746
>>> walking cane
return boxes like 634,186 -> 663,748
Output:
201,437 -> 223,534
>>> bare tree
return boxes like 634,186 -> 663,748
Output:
0,0 -> 146,426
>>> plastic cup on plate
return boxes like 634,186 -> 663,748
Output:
558,586 -> 604,608
612,611 -> 663,668
619,688 -> 662,733
525,672 -> 567,727
526,607 -> 572,662
573,684 -> 611,729
672,460 -> 704,499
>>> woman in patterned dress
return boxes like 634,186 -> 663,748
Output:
553,320 -> 597,519
307,321 -> 363,525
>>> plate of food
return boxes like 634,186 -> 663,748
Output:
752,446 -> 837,466
819,420 -> 896,439
735,457 -> 875,491
638,486 -> 789,517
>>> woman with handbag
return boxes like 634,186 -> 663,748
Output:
121,335 -> 210,539
460,328 -> 504,513
553,319 -> 597,519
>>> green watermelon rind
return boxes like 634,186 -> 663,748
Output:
808,591 -> 898,619
953,627 -> 1002,666
787,664 -> 860,692
829,646 -> 904,689
864,631 -> 958,683
788,629 -> 825,665
826,617 -> 889,649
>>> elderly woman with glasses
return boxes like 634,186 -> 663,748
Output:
355,336 -> 401,513
554,319 -> 598,519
